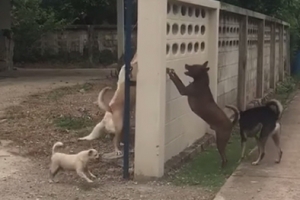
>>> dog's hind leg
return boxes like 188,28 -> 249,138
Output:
49,164 -> 60,183
272,123 -> 283,163
252,136 -> 268,165
78,121 -> 105,141
239,130 -> 247,162
216,135 -> 228,168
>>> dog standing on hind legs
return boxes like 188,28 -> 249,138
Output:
226,99 -> 283,165
78,52 -> 138,157
166,61 -> 239,168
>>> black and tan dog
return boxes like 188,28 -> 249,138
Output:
166,61 -> 239,168
227,99 -> 283,165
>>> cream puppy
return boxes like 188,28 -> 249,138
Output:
49,142 -> 99,183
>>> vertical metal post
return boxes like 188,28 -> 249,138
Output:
123,0 -> 133,179
117,0 -> 125,60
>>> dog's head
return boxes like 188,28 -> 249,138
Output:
184,61 -> 209,80
87,149 -> 99,160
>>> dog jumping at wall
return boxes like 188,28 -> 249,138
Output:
166,61 -> 239,168
78,53 -> 138,157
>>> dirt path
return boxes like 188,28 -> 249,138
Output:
0,69 -> 214,200
214,92 -> 300,200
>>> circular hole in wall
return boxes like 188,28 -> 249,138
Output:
181,6 -> 187,16
188,24 -> 193,35
201,42 -> 205,51
180,43 -> 186,54
194,42 -> 199,52
226,41 -> 229,46
167,23 -> 170,35
201,25 -> 206,35
223,26 -> 226,33
187,42 -> 193,52
188,7 -> 194,17
181,24 -> 186,35
222,41 -> 225,47
226,27 -> 230,33
195,25 -> 200,34
236,40 -> 239,46
230,27 -> 233,33
237,27 -> 240,33
201,9 -> 206,18
166,44 -> 170,55
219,26 -> 222,33
172,43 -> 179,54
229,41 -> 232,46
173,4 -> 179,15
172,23 -> 179,35
167,3 -> 171,14
218,41 -> 221,47
195,8 -> 200,17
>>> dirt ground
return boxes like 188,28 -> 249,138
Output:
0,68 -> 215,200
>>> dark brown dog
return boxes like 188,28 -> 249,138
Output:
166,61 -> 239,167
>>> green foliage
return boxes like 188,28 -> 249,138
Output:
12,0 -> 69,62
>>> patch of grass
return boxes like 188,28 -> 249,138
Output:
274,75 -> 299,105
170,132 -> 255,190
53,115 -> 94,130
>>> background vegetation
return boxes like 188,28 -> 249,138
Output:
9,0 -> 300,65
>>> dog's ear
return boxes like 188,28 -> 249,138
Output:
202,61 -> 209,68
88,150 -> 94,156
205,67 -> 210,72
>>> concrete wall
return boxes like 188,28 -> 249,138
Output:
134,0 -> 289,179
40,25 -> 137,58
217,12 -> 239,108
134,0 -> 219,178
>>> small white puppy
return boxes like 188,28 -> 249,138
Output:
49,142 -> 99,183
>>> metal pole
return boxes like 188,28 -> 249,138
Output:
123,0 -> 133,179
117,0 -> 125,60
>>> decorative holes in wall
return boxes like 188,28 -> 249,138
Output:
201,9 -> 206,18
201,42 -> 205,51
172,43 -> 179,55
181,6 -> 187,16
167,23 -> 170,35
195,8 -> 200,18
194,42 -> 199,52
219,26 -> 222,33
166,44 -> 170,55
187,42 -> 193,53
201,25 -> 206,35
173,4 -> 179,15
172,23 -> 179,35
167,3 -> 171,14
181,24 -> 186,35
195,25 -> 200,34
188,6 -> 193,17
188,24 -> 193,35
180,43 -> 186,54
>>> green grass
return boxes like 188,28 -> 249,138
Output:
53,115 -> 94,130
170,132 -> 255,190
169,75 -> 299,190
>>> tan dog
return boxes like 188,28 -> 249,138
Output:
49,142 -> 99,183
78,53 -> 138,157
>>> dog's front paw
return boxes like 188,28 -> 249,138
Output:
166,68 -> 175,75
87,179 -> 94,183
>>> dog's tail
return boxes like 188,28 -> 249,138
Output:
52,142 -> 63,155
97,86 -> 112,112
225,105 -> 240,126
265,99 -> 283,119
